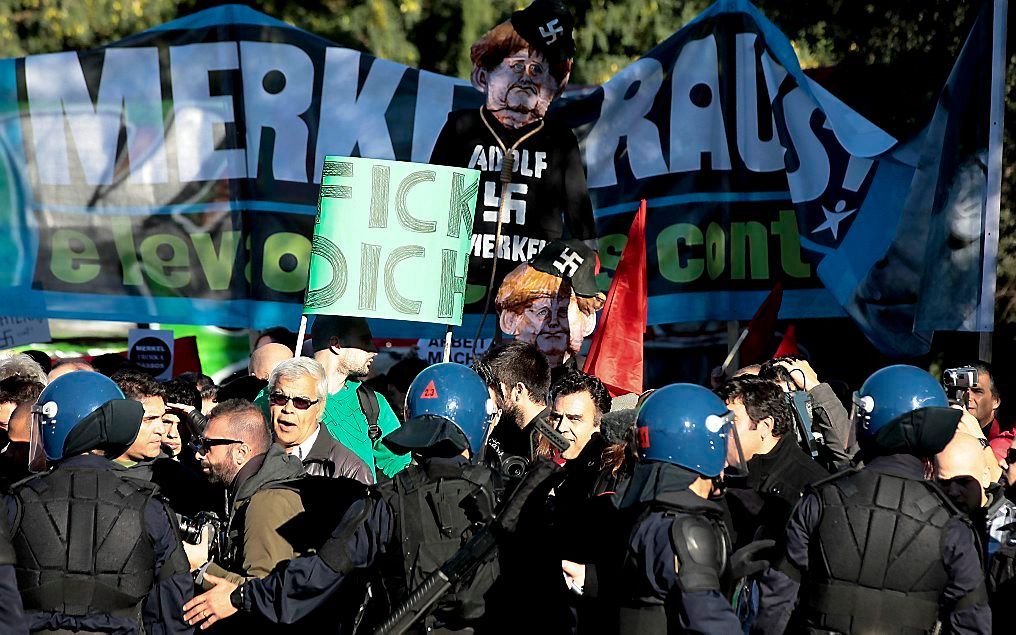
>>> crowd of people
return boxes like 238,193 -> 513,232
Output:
0,317 -> 1010,634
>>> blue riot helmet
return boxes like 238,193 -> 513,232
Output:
385,363 -> 495,459
31,371 -> 139,463
852,364 -> 961,456
636,384 -> 740,478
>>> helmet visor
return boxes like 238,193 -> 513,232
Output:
850,391 -> 875,437
28,408 -> 48,473
720,411 -> 748,477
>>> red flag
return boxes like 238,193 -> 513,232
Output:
584,200 -> 647,397
774,324 -> 801,358
738,282 -> 783,365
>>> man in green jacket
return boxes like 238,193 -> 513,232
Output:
309,315 -> 410,481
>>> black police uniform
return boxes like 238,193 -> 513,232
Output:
4,454 -> 193,634
0,497 -> 27,634
229,455 -> 500,633
598,462 -> 742,634
757,454 -> 991,634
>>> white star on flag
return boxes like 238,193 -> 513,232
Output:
811,201 -> 857,241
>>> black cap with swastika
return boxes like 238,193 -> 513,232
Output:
511,0 -> 575,61
529,239 -> 599,298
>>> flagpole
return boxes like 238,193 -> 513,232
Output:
295,314 -> 308,358
977,0 -> 1008,362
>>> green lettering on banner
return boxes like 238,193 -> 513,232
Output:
772,210 -> 811,278
658,223 -> 703,283
263,232 -> 311,292
731,221 -> 769,280
139,234 -> 191,288
192,231 -> 239,291
51,229 -> 100,284
306,155 -> 480,326
705,222 -> 725,280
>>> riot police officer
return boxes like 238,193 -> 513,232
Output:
184,363 -> 506,633
596,383 -> 746,634
3,371 -> 193,633
0,497 -> 26,633
757,365 -> 991,634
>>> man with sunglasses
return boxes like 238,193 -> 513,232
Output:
190,399 -> 308,590
268,357 -> 372,484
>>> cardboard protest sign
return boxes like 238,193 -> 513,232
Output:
0,317 -> 51,349
128,328 -> 175,380
305,156 -> 480,326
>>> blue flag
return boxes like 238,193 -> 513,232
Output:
809,2 -> 996,356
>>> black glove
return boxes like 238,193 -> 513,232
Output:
729,539 -> 776,580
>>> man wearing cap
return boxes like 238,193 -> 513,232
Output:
496,239 -> 604,367
430,0 -> 597,313
310,315 -> 410,481
3,371 -> 193,633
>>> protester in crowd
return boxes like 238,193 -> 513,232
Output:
4,372 -> 192,632
268,357 -> 372,484
90,352 -> 134,377
0,377 -> 43,432
959,361 -> 1012,463
190,399 -> 307,585
307,315 -> 409,481
21,350 -> 51,376
182,363 -> 524,633
549,370 -> 611,465
249,342 -> 292,381
178,371 -> 218,415
47,358 -> 94,382
0,402 -> 42,491
254,326 -> 297,352
475,340 -> 552,473
716,375 -> 827,629
758,365 -> 990,634
0,354 -> 47,386
111,369 -> 169,479
382,355 -> 428,422
935,431 -> 1016,631
759,356 -> 857,470
162,377 -> 204,458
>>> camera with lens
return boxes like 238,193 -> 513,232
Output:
499,455 -> 530,479
943,366 -> 978,407
178,510 -> 222,560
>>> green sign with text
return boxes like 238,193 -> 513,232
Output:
305,156 -> 480,326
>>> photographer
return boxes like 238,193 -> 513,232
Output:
189,399 -> 307,586
760,356 -> 857,470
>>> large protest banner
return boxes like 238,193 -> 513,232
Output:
305,156 -> 479,326
0,2 -> 995,350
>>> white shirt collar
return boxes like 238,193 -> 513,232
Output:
291,424 -> 321,461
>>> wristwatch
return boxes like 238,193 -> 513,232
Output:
229,584 -> 247,611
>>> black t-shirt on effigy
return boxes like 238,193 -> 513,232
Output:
429,107 -> 596,311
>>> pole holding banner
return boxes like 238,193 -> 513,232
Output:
976,0 -> 1008,362
295,315 -> 308,358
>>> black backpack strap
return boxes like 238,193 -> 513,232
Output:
357,383 -> 382,442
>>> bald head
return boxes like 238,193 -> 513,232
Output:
250,343 -> 292,381
935,432 -> 991,487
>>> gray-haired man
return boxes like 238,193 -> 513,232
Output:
269,357 -> 373,484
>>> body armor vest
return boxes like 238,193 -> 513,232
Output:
617,492 -> 730,635
376,462 -> 501,630
11,467 -> 157,621
807,469 -> 956,634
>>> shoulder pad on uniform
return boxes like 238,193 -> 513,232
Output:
670,514 -> 725,593
804,467 -> 860,493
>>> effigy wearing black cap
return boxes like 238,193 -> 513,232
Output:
511,0 -> 576,60
529,239 -> 599,298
